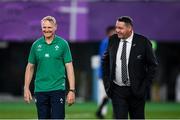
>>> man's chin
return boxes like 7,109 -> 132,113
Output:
44,34 -> 52,38
117,35 -> 122,39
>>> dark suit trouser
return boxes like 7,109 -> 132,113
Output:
111,82 -> 145,119
35,90 -> 65,119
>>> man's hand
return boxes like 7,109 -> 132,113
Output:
66,91 -> 75,106
24,88 -> 32,104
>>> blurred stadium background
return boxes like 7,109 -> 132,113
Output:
0,0 -> 180,119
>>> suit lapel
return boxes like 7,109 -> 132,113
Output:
114,38 -> 120,57
129,34 -> 138,67
109,35 -> 120,77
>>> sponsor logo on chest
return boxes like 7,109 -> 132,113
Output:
36,44 -> 60,58
44,53 -> 50,58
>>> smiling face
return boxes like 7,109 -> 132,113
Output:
115,20 -> 132,39
41,19 -> 57,40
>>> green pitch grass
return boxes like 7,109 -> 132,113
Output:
0,101 -> 180,119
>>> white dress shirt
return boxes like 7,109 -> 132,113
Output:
114,32 -> 134,86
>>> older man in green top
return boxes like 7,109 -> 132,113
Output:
24,16 -> 75,119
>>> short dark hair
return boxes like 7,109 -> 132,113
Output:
117,16 -> 133,26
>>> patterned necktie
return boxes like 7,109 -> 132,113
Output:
121,40 -> 128,84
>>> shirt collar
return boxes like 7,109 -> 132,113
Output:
121,31 -> 134,44
43,35 -> 57,44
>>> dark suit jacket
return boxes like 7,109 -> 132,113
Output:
102,33 -> 158,98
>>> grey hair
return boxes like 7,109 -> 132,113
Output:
41,16 -> 57,25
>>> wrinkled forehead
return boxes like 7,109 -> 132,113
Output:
41,20 -> 55,25
41,20 -> 57,28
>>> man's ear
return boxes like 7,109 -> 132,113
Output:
128,25 -> 132,32
54,24 -> 58,31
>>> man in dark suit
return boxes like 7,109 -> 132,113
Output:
102,16 -> 158,119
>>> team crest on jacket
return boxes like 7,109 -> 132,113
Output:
55,45 -> 59,51
37,44 -> 42,51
